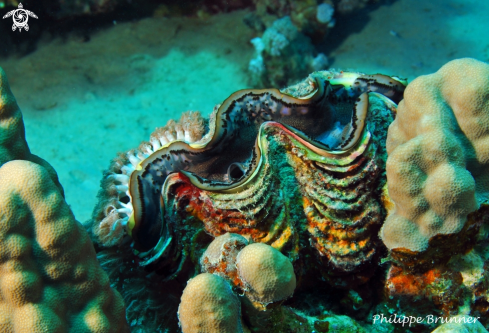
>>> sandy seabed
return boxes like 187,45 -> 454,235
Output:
0,0 -> 488,223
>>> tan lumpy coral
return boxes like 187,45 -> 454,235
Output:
177,273 -> 243,333
0,160 -> 128,333
382,58 -> 489,258
236,243 -> 296,305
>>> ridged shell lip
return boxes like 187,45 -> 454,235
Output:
123,71 -> 406,259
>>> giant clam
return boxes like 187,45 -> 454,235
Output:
91,70 -> 406,285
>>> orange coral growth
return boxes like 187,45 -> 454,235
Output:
386,264 -> 464,316
200,233 -> 248,289
386,265 -> 440,295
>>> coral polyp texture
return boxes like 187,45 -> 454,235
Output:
0,67 -> 28,164
0,160 -> 129,333
236,242 -> 296,306
382,58 -> 489,268
380,58 -> 489,330
192,234 -> 307,332
200,232 -> 248,285
177,273 -> 243,333
0,66 -> 129,333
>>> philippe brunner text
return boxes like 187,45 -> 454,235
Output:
372,313 -> 481,327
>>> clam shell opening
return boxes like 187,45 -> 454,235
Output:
92,70 -> 406,276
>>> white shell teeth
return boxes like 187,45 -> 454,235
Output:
112,174 -> 129,184
115,184 -> 129,193
137,152 -> 149,160
117,207 -> 132,217
151,138 -> 161,150
142,145 -> 153,155
165,131 -> 176,142
176,129 -> 185,140
184,131 -> 192,143
159,136 -> 169,145
121,164 -> 135,174
128,154 -> 140,168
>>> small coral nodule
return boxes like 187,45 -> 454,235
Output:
178,273 -> 243,333
182,234 -> 302,332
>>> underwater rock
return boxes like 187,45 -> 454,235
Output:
248,16 -> 329,88
448,245 -> 489,325
33,0 -> 140,19
246,0 -> 381,45
385,263 -> 466,317
337,0 -> 371,14
249,0 -> 337,40
430,315 -> 488,333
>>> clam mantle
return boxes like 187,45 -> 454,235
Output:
91,70 -> 406,285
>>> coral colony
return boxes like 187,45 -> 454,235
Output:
1,58 -> 489,333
